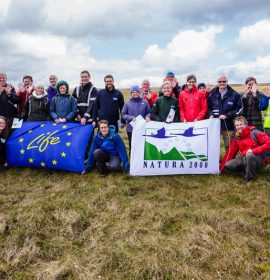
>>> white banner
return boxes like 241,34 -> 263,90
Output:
130,119 -> 220,176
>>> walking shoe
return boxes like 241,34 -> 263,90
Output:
245,176 -> 255,183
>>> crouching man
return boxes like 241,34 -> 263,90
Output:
220,116 -> 270,182
83,120 -> 130,176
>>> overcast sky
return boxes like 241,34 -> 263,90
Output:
1,0 -> 270,89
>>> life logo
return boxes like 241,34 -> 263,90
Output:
142,126 -> 208,161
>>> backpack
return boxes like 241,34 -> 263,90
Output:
52,94 -> 73,111
236,128 -> 270,159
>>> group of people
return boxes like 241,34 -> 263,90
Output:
1,70 -> 270,181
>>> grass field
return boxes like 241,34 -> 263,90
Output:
0,86 -> 269,279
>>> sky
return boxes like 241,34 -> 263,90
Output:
1,0 -> 270,89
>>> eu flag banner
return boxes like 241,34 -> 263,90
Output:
6,121 -> 93,173
130,118 -> 220,176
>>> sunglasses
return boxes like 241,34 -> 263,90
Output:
218,81 -> 227,83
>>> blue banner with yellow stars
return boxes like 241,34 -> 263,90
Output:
6,121 -> 93,173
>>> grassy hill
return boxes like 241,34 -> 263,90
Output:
0,85 -> 269,279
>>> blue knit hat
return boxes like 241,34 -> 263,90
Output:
166,71 -> 175,77
56,80 -> 69,93
198,82 -> 206,89
130,85 -> 140,94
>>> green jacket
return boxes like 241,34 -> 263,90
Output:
151,96 -> 179,122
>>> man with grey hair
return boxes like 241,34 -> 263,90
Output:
208,75 -> 243,151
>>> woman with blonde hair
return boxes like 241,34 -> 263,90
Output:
151,81 -> 179,123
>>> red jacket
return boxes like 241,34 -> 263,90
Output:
179,86 -> 208,122
220,126 -> 270,172
143,91 -> 158,108
16,87 -> 35,114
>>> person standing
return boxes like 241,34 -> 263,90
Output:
198,82 -> 212,97
73,70 -> 98,125
0,72 -> 18,126
50,80 -> 77,123
241,77 -> 264,131
159,71 -> 181,99
151,81 -> 179,123
21,83 -> 50,121
93,74 -> 124,132
259,87 -> 270,136
122,85 -> 151,151
208,75 -> 243,151
141,79 -> 158,108
46,74 -> 58,101
179,74 -> 208,122
16,75 -> 35,116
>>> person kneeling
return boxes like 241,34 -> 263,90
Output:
220,116 -> 270,182
83,120 -> 130,176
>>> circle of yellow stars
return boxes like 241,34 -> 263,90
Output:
17,123 -> 74,167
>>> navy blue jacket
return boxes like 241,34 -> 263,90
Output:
85,125 -> 130,172
208,85 -> 243,130
93,87 -> 124,124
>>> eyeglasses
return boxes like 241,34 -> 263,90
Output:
105,80 -> 113,83
218,81 -> 227,83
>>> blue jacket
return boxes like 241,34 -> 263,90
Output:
258,95 -> 269,111
121,97 -> 151,132
50,93 -> 77,121
93,87 -> 124,124
86,126 -> 130,172
208,85 -> 243,130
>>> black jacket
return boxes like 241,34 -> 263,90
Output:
0,86 -> 18,118
242,91 -> 263,131
73,82 -> 98,121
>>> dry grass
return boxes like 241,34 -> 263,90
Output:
0,167 -> 269,279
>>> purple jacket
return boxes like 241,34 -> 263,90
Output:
121,97 -> 151,132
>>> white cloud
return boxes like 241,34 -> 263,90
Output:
0,0 -> 10,19
143,25 -> 223,67
236,20 -> 270,52
4,32 -> 67,58
216,55 -> 270,83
